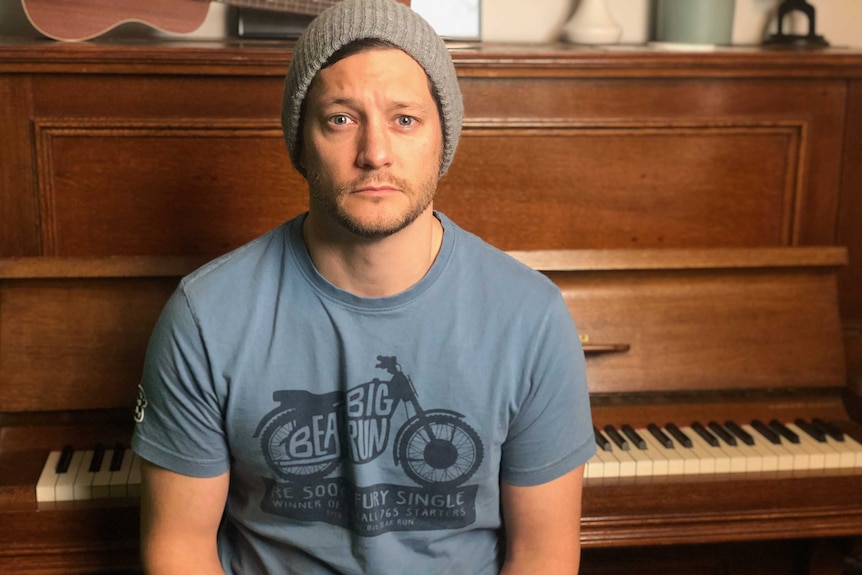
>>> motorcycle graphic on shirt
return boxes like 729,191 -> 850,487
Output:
254,356 -> 484,488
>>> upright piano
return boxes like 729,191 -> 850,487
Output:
1,246 -> 861,574
2,40 -> 862,574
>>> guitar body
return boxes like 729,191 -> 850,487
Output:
22,0 -> 211,42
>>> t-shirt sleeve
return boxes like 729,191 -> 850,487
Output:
131,285 -> 230,478
499,290 -> 595,486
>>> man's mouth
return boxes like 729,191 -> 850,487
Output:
352,185 -> 400,195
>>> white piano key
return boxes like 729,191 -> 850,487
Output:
589,448 -> 622,479
820,434 -> 861,468
747,438 -> 778,473
594,447 -> 620,479
73,450 -> 98,501
624,442 -> 654,477
841,434 -> 862,467
710,435 -> 754,474
661,443 -> 688,476
727,439 -> 765,473
639,432 -> 671,476
680,427 -> 716,474
109,449 -> 134,498
91,448 -> 116,499
782,423 -> 831,471
611,446 -> 638,478
54,450 -> 86,502
685,427 -> 732,474
585,451 -> 602,479
786,423 -> 836,469
35,450 -> 62,503
670,434 -> 702,475
743,424 -> 794,471
776,434 -> 813,471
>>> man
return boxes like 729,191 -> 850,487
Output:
132,0 -> 595,573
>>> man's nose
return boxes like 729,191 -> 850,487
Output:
356,120 -> 393,170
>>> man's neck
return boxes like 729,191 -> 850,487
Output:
302,207 -> 444,298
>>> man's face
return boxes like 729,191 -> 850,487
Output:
301,47 -> 443,239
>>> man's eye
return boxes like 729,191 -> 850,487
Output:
396,116 -> 415,127
329,115 -> 351,126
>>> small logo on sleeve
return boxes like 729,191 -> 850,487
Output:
134,385 -> 148,423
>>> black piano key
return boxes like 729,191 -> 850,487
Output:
707,421 -> 737,446
768,419 -> 800,444
724,420 -> 755,445
56,445 -> 74,473
88,443 -> 106,472
604,425 -> 630,451
812,418 -> 845,442
665,423 -> 692,448
691,422 -> 719,447
751,419 -> 781,444
647,423 -> 673,448
594,426 -> 612,451
621,424 -> 647,450
110,442 -> 126,471
794,418 -> 826,443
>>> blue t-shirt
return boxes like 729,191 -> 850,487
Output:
132,212 -> 594,574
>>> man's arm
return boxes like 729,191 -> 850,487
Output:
140,459 -> 230,575
499,464 -> 586,575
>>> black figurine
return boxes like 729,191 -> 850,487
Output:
764,0 -> 829,47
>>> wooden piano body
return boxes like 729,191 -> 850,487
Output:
2,248 -> 861,573
2,41 -> 862,574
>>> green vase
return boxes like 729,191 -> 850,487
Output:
655,0 -> 736,45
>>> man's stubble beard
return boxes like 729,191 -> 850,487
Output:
306,169 -> 439,240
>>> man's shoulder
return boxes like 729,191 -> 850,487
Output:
445,215 -> 559,297
180,220 -> 293,298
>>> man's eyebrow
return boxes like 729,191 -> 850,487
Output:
315,96 -> 430,111
315,96 -> 360,109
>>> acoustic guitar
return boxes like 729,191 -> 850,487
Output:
22,0 -> 410,42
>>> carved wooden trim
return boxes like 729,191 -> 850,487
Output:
460,118 -> 804,247
33,118 -> 282,255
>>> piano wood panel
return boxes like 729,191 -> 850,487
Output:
548,258 -> 846,394
2,44 -> 861,379
838,81 -> 862,384
0,76 -> 39,256
0,277 -> 176,412
454,76 -> 846,248
35,122 -> 801,255
34,121 -> 304,256
0,506 -> 140,575
438,125 -> 798,251
1,57 -> 847,258
581,540 -> 826,575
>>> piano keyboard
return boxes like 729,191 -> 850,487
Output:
585,418 -> 862,480
35,444 -> 142,503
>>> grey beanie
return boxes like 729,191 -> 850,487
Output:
281,0 -> 463,177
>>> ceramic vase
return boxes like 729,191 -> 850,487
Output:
562,0 -> 622,45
